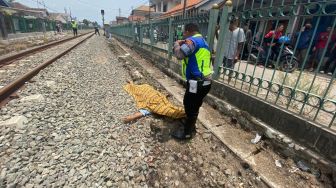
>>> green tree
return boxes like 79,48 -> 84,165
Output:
82,19 -> 90,26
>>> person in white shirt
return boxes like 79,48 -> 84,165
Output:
222,15 -> 245,82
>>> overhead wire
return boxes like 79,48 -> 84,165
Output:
28,0 -> 59,12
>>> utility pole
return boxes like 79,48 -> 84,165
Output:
69,7 -> 72,20
101,9 -> 105,36
42,0 -> 46,33
118,8 -> 121,17
42,0 -> 46,10
182,0 -> 187,18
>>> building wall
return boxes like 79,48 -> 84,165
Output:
152,0 -> 180,13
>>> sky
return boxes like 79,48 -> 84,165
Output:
15,0 -> 150,24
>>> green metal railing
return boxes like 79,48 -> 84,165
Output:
3,15 -> 58,34
1,14 -> 92,37
110,0 -> 336,130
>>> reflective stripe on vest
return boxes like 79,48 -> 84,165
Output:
181,34 -> 212,80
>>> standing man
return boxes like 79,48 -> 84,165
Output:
71,20 -> 78,37
294,23 -> 313,68
94,25 -> 100,36
153,28 -> 158,43
55,23 -> 60,34
314,26 -> 336,73
222,16 -> 245,82
172,23 -> 212,139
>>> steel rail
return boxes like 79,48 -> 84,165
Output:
0,32 -> 92,67
0,33 -> 94,103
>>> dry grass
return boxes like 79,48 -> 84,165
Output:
274,72 -> 335,118
10,43 -> 28,52
42,36 -> 49,43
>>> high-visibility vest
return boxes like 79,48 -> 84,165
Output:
182,34 -> 212,80
71,22 -> 78,29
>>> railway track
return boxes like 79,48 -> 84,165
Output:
0,32 -> 94,105
0,32 -> 92,68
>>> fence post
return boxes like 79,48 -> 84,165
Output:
212,0 -> 233,80
9,15 -> 15,34
33,19 -> 36,32
131,23 -> 135,43
139,23 -> 143,47
150,23 -> 154,50
168,17 -> 174,59
206,4 -> 220,53
23,18 -> 27,33
0,12 -> 8,39
42,19 -> 46,33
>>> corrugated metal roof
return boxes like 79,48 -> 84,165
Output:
11,2 -> 30,9
134,5 -> 155,12
163,0 -> 202,16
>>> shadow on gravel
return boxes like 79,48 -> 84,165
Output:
149,117 -> 188,144
108,42 -> 267,187
108,38 -> 332,188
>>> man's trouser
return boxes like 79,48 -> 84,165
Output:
324,51 -> 336,73
183,80 -> 211,119
170,79 -> 211,139
296,48 -> 309,68
73,28 -> 78,36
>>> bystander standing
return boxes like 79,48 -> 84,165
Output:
294,23 -> 314,68
309,26 -> 336,72
222,15 -> 245,83
94,26 -> 100,36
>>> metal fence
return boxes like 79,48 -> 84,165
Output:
110,0 -> 336,130
0,6 -> 93,39
4,15 -> 57,33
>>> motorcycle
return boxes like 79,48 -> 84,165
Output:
249,36 -> 299,73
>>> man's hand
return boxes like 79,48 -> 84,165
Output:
176,40 -> 185,45
234,54 -> 240,63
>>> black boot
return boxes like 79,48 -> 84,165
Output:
184,116 -> 197,138
171,116 -> 197,139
